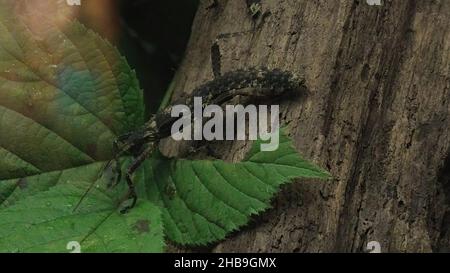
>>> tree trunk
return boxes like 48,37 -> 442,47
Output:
162,0 -> 450,252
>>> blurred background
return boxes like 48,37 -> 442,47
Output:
76,0 -> 199,117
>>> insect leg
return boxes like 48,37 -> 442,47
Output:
211,40 -> 222,78
74,134 -> 133,212
107,139 -> 123,188
207,89 -> 256,106
107,131 -> 139,188
211,29 -> 254,78
120,143 -> 156,214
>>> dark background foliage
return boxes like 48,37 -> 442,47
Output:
79,0 -> 198,116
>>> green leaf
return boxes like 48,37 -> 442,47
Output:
0,182 -> 164,253
0,2 -> 161,253
0,1 -> 332,251
1,161 -> 105,208
146,133 -> 331,245
0,2 -> 143,184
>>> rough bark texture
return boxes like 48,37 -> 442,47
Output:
162,0 -> 450,252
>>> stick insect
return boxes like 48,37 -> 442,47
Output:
74,34 -> 306,214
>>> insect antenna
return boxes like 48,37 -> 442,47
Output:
72,171 -> 102,213
72,134 -> 132,213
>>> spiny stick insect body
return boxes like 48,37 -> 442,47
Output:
76,35 -> 306,214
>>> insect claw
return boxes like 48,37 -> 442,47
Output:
119,188 -> 137,214
107,159 -> 122,189
98,160 -> 112,180
119,198 -> 137,214
106,178 -> 116,189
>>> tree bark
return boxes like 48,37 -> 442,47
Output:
162,0 -> 450,252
